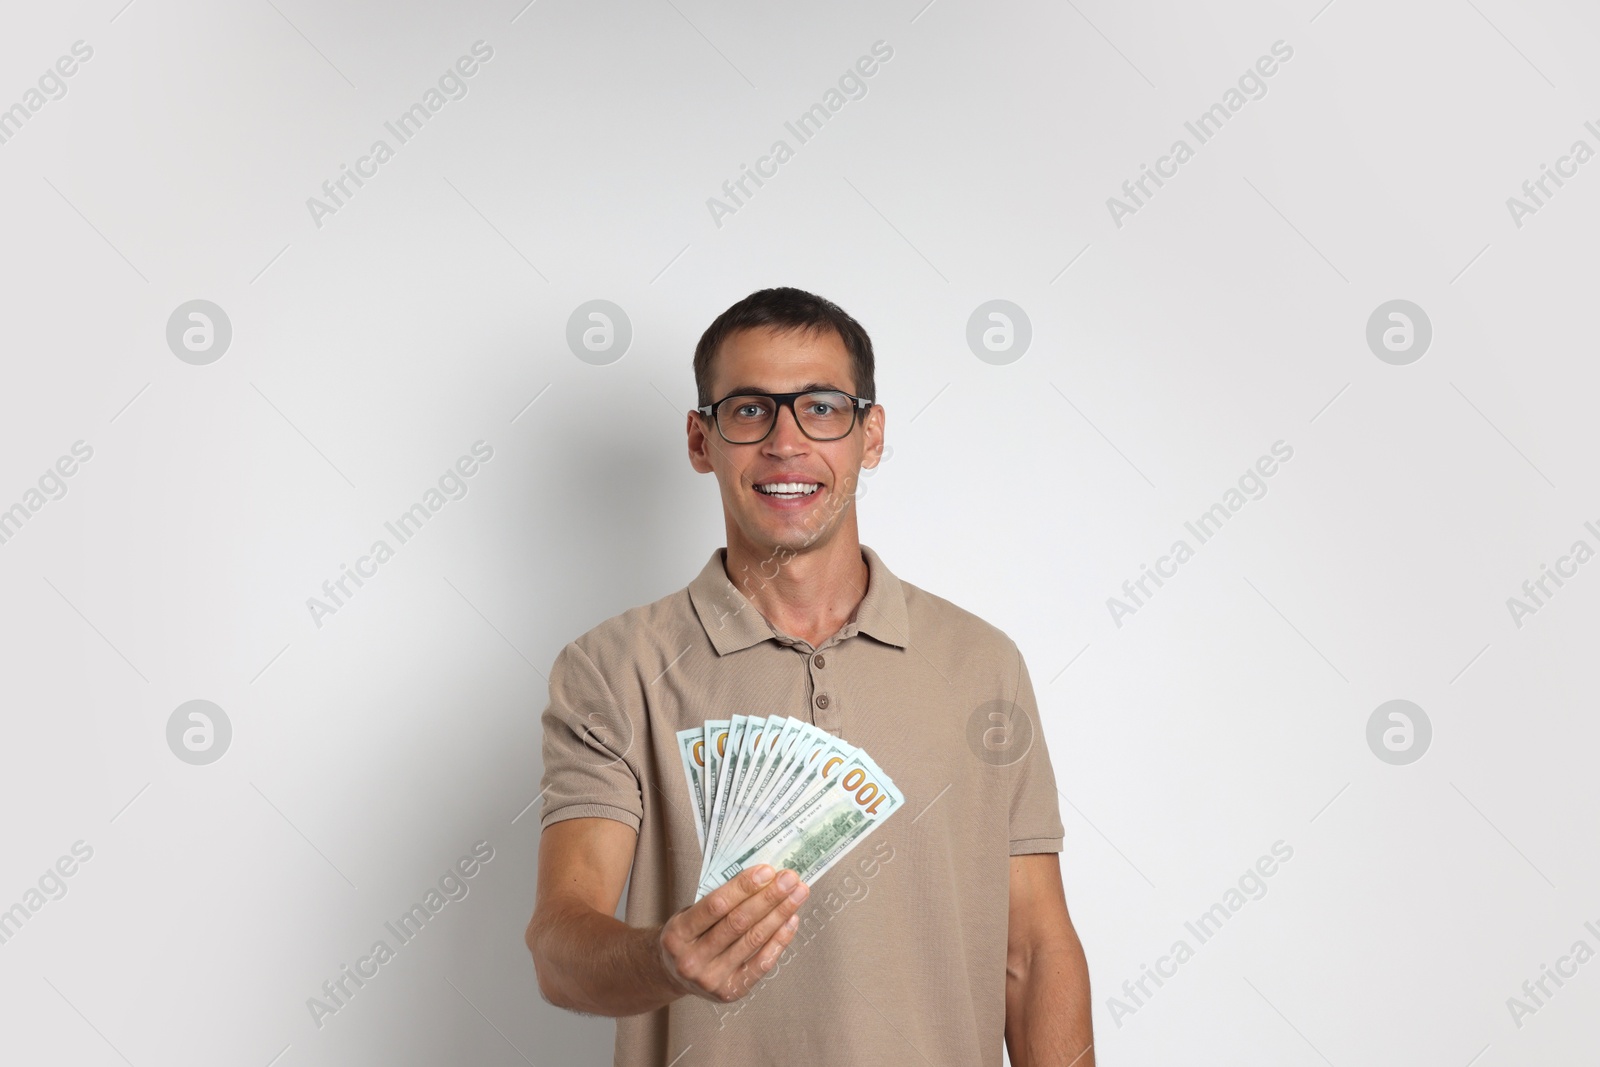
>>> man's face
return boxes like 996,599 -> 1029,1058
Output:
687,325 -> 885,559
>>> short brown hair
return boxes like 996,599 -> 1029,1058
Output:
693,287 -> 876,407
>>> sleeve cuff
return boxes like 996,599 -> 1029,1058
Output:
540,802 -> 642,834
1009,836 -> 1064,855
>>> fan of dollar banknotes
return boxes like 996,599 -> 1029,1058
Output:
677,715 -> 902,900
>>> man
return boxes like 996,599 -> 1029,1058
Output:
526,288 -> 1093,1065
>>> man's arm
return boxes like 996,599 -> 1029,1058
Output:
525,817 -> 810,1017
1004,852 -> 1094,1067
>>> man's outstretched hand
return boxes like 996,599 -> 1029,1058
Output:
657,865 -> 810,1003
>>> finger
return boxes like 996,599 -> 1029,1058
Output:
704,870 -> 808,963
723,913 -> 800,1000
676,865 -> 774,940
755,912 -> 800,971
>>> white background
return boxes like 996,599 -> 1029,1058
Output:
1,0 -> 1596,1064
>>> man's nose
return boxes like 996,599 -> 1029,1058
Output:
764,403 -> 809,453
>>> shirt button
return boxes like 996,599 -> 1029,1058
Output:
815,694 -> 830,710
813,654 -> 826,668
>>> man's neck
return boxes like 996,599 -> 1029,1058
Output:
721,532 -> 870,650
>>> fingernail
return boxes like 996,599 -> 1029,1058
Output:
788,883 -> 809,903
784,914 -> 799,930
752,865 -> 775,884
776,870 -> 798,891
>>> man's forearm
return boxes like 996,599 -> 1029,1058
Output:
1005,933 -> 1094,1067
529,905 -> 681,1017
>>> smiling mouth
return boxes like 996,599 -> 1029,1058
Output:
754,481 -> 821,500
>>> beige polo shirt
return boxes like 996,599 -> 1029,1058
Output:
539,543 -> 1064,1067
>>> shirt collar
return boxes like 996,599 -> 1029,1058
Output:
688,543 -> 910,655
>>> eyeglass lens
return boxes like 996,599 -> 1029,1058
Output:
715,391 -> 856,443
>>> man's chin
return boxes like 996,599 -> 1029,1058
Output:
742,515 -> 841,558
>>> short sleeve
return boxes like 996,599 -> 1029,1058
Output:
539,641 -> 644,833
1007,648 -> 1064,855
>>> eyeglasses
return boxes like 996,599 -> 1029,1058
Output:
696,389 -> 872,444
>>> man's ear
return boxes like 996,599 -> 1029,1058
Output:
860,404 -> 886,470
687,412 -> 716,474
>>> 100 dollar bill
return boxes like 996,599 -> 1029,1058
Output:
676,727 -> 708,847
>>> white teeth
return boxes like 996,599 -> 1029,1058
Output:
756,482 -> 819,497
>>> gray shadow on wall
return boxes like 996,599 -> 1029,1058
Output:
432,410 -> 719,1066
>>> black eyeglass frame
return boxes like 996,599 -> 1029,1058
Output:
694,389 -> 874,444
